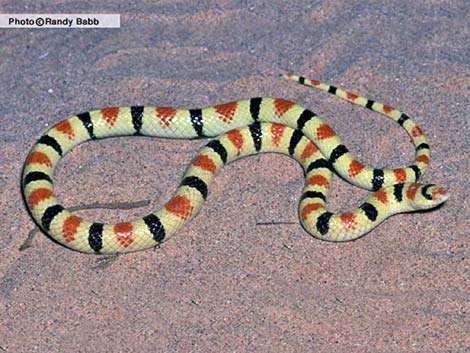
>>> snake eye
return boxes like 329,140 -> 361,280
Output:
420,184 -> 448,205
431,187 -> 449,203
420,184 -> 436,201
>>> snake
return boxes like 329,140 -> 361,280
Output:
22,73 -> 449,254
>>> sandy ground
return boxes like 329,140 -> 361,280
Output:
0,1 -> 469,352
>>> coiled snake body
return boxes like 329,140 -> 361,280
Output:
22,74 -> 448,254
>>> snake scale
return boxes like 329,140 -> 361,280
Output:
22,74 -> 448,254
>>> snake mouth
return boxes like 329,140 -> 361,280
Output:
432,187 -> 449,204
421,184 -> 449,205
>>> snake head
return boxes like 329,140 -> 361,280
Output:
407,183 -> 449,210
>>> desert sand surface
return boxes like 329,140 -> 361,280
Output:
0,1 -> 468,352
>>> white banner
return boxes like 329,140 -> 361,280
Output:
0,14 -> 120,28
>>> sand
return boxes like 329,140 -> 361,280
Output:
0,1 -> 468,352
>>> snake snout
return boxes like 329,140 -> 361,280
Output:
414,184 -> 449,209
431,186 -> 449,204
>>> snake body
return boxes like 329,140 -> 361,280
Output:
22,74 -> 448,254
